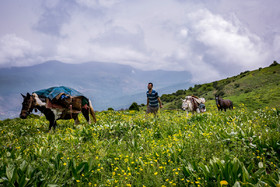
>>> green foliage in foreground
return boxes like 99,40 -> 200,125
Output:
0,106 -> 280,186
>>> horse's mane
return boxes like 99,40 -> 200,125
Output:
192,95 -> 199,99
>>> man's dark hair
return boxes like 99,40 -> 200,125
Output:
148,82 -> 153,86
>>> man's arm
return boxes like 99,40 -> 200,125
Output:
147,98 -> 149,106
158,97 -> 163,108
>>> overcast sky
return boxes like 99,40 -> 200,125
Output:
0,0 -> 279,83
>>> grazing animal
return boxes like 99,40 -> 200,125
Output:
181,96 -> 206,117
215,95 -> 233,111
20,87 -> 96,131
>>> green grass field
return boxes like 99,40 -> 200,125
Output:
1,105 -> 280,186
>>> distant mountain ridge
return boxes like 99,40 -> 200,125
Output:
0,61 -> 191,119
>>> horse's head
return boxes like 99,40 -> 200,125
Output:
20,93 -> 36,119
215,95 -> 219,100
199,103 -> 206,113
197,98 -> 206,113
215,95 -> 219,103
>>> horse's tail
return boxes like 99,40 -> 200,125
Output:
88,99 -> 97,123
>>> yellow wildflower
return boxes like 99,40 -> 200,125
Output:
220,180 -> 228,186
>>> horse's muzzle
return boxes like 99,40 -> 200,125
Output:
200,109 -> 206,113
20,114 -> 27,119
20,112 -> 28,119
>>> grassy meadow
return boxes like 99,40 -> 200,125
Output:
1,104 -> 280,186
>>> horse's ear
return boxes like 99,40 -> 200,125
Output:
21,93 -> 26,98
27,93 -> 31,97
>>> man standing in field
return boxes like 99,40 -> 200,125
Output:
146,82 -> 163,115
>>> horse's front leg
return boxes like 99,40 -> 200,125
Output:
82,108 -> 91,124
74,117 -> 80,125
48,119 -> 56,132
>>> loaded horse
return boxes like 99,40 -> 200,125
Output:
20,86 -> 96,131
181,95 -> 206,117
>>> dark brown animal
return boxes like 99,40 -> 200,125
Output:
215,95 -> 233,111
20,93 -> 96,131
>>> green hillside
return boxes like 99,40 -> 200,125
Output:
161,61 -> 280,111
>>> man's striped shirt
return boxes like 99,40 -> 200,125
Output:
147,90 -> 159,107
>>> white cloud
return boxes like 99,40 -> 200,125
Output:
52,2 -> 273,82
0,0 -> 279,83
273,35 -> 280,59
180,29 -> 188,38
76,0 -> 122,8
99,0 -> 122,7
43,0 -> 60,8
184,8 -> 269,79
0,34 -> 42,67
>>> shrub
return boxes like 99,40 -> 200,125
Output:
213,81 -> 218,89
175,90 -> 185,96
234,83 -> 240,88
129,102 -> 140,111
269,61 -> 279,67
244,89 -> 252,93
216,90 -> 225,96
194,84 -> 201,89
161,94 -> 176,102
204,84 -> 214,91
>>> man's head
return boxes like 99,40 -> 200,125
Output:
148,82 -> 153,90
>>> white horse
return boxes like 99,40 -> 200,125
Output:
181,96 -> 206,117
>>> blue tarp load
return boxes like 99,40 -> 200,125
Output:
33,86 -> 84,100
